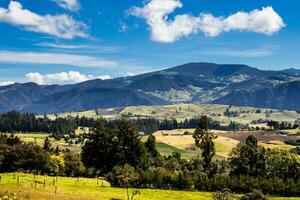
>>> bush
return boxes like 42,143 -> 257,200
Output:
240,190 -> 268,200
106,164 -> 139,188
213,189 -> 239,200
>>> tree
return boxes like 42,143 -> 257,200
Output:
145,135 -> 160,158
49,154 -> 65,176
266,149 -> 300,180
81,119 -> 147,173
193,116 -> 216,171
106,164 -> 139,200
64,153 -> 85,177
229,135 -> 266,177
43,137 -> 52,152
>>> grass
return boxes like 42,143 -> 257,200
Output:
42,103 -> 300,127
0,173 -> 211,200
156,142 -> 199,159
153,129 -> 239,158
15,133 -> 82,153
0,173 -> 298,200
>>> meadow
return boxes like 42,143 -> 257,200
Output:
0,173 -> 299,200
44,103 -> 300,127
153,129 -> 297,159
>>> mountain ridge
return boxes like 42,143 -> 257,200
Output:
1,62 -> 300,113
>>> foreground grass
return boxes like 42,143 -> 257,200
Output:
0,173 -> 299,200
0,173 -> 211,200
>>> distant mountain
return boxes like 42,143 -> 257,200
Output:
281,68 -> 300,76
1,62 -> 300,114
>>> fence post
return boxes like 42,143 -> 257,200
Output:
44,180 -> 46,187
55,185 -> 57,195
34,180 -> 37,188
53,178 -> 55,186
13,172 -> 16,179
17,176 -> 20,184
0,175 -> 2,182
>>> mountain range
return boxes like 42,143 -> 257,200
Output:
1,62 -> 300,114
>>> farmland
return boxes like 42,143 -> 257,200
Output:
0,173 -> 299,200
152,129 -> 298,159
44,103 -> 300,127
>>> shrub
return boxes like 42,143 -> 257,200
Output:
106,164 -> 139,188
213,189 -> 239,200
240,190 -> 268,200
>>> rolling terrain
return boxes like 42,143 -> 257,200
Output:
46,103 -> 300,127
1,62 -> 300,114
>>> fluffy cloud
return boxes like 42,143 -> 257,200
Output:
130,0 -> 285,43
51,0 -> 80,12
26,71 -> 111,85
0,81 -> 15,86
0,1 -> 87,39
0,51 -> 118,68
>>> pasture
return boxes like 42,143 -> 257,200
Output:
153,129 -> 297,158
43,103 -> 300,126
0,173 -> 212,200
0,173 -> 299,200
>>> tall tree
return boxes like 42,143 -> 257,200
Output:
193,116 -> 216,171
43,137 -> 52,152
229,135 -> 266,177
81,119 -> 146,173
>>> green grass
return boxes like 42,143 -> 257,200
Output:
15,133 -> 82,153
156,142 -> 199,159
0,173 -> 211,200
0,173 -> 298,200
215,142 -> 233,153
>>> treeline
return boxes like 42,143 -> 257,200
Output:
0,111 -> 248,136
0,111 -> 76,135
267,120 -> 299,130
128,118 -> 247,134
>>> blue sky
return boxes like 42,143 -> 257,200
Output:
0,0 -> 299,85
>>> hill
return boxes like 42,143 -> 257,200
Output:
1,62 -> 300,113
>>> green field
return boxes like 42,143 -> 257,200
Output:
156,142 -> 199,159
44,103 -> 300,126
0,173 -> 212,200
15,133 -> 82,153
0,173 -> 298,200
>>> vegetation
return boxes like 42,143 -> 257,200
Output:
193,116 -> 216,171
0,111 -> 300,199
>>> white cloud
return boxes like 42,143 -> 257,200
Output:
51,0 -> 80,12
0,81 -> 15,86
35,42 -> 121,52
0,1 -> 87,39
0,51 -> 118,68
26,71 -> 111,85
97,75 -> 111,80
130,0 -> 285,43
